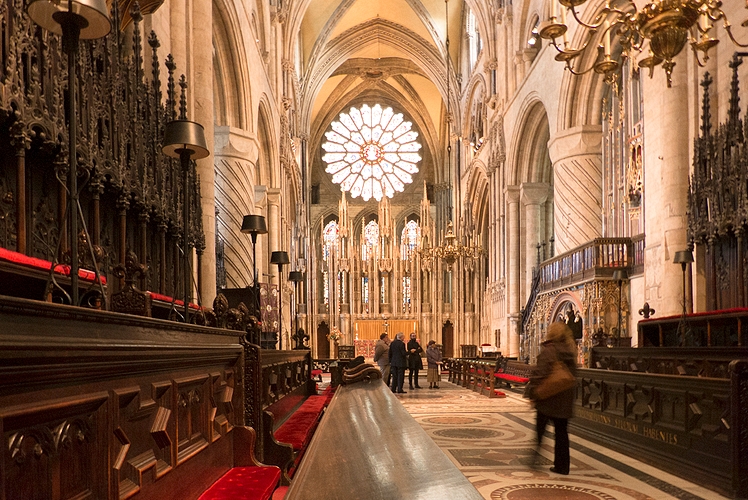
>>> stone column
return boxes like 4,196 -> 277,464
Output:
191,0 -> 216,305
506,185 -> 520,357
267,188 -> 282,285
521,183 -> 549,292
642,60 -> 690,317
548,125 -> 603,254
214,127 -> 259,288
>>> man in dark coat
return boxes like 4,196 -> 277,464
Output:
388,332 -> 408,393
527,322 -> 577,475
407,333 -> 424,389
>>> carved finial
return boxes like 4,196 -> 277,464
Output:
728,54 -> 743,137
700,72 -> 713,138
132,3 -> 143,78
179,75 -> 188,120
149,32 -> 161,101
165,55 -> 176,120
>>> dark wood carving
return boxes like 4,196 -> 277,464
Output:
689,58 -> 748,310
0,295 -> 243,500
0,0 -> 204,309
571,365 -> 747,498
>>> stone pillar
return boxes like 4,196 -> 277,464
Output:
214,127 -> 259,288
642,60 -> 690,317
506,184 -> 521,358
521,183 -> 549,292
267,188 -> 282,285
191,0 -> 216,305
548,125 -> 603,254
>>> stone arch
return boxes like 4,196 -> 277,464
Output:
509,98 -> 551,185
212,0 -> 250,129
257,100 -> 276,187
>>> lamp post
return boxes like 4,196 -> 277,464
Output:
673,249 -> 694,345
612,269 -> 628,345
27,0 -> 111,306
241,214 -> 268,319
162,120 -> 209,322
270,251 -> 290,349
288,270 -> 303,348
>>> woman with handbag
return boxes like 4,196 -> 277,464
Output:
527,321 -> 578,475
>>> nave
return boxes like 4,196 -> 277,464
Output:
345,375 -> 728,500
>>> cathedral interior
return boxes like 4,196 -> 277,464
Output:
1,0 -> 747,498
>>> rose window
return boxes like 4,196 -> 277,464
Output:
321,104 -> 422,201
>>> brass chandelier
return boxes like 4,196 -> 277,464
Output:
432,221 -> 482,266
538,0 -> 748,87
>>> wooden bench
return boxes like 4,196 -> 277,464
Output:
494,358 -> 534,388
283,364 -> 482,500
198,427 -> 281,500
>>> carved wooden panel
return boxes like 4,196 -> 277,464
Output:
0,296 -> 243,500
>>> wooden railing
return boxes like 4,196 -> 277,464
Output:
539,237 -> 640,292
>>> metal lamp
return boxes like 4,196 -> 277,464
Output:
26,0 -> 111,307
241,215 -> 268,287
612,269 -> 628,342
288,270 -> 304,349
673,249 -> 694,314
162,120 -> 209,322
271,251 -> 290,349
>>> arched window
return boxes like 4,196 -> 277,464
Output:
467,9 -> 482,69
322,220 -> 339,306
400,219 -> 420,259
361,220 -> 379,261
527,17 -> 540,50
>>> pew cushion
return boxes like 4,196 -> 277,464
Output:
275,411 -> 319,450
198,466 -> 281,500
494,373 -> 530,384
0,247 -> 107,284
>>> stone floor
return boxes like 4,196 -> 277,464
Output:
390,376 -> 729,500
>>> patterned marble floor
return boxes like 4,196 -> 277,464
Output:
391,377 -> 729,500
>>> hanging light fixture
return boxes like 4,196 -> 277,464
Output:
538,1 -> 748,87
430,0 -> 482,266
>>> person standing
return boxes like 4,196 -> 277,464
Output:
373,333 -> 391,387
425,340 -> 442,389
407,333 -> 424,390
388,332 -> 408,393
526,321 -> 577,475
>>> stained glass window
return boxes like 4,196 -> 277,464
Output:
401,219 -> 420,259
321,104 -> 422,201
402,276 -> 411,313
322,221 -> 338,305
361,220 -> 379,260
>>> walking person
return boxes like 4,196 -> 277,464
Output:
407,333 -> 424,389
526,321 -> 578,475
388,332 -> 408,393
373,333 -> 391,387
425,340 -> 442,388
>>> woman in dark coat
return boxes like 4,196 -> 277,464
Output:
406,333 -> 424,389
527,321 -> 577,475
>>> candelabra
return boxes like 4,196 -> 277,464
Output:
538,0 -> 748,87
431,221 -> 482,266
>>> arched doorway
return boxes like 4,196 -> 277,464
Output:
317,321 -> 330,358
442,321 -> 453,358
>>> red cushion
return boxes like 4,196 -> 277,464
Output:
311,369 -> 323,377
272,486 -> 288,500
0,247 -> 107,284
198,466 -> 281,500
149,291 -> 201,310
494,373 -> 529,383
275,412 -> 319,450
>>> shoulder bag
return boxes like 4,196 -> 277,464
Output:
534,361 -> 576,400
